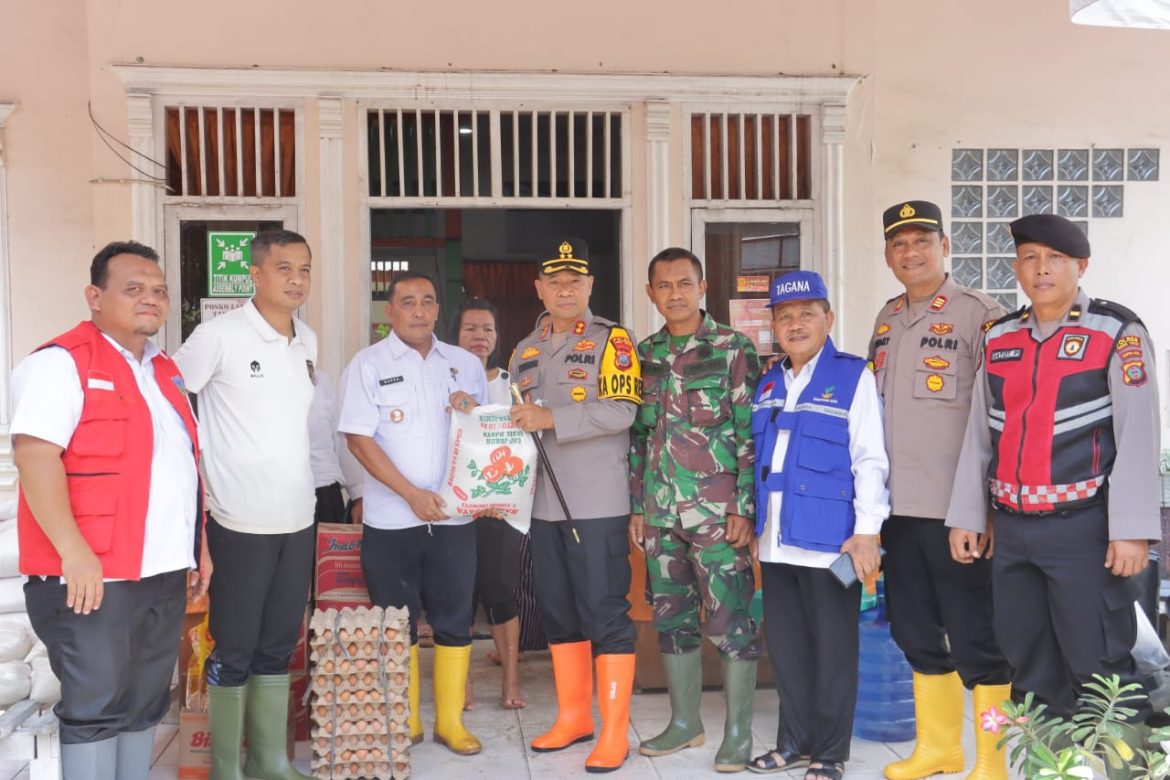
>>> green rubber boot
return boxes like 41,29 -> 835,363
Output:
714,656 -> 758,772
207,684 -> 256,780
241,675 -> 311,780
638,650 -> 705,756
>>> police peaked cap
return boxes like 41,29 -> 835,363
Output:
882,200 -> 944,238
542,238 -> 590,274
1009,214 -> 1091,259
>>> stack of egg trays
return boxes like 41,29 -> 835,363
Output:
308,606 -> 412,779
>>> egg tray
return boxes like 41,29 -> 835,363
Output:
310,730 -> 412,756
308,605 -> 412,780
310,760 -> 397,780
311,642 -> 411,666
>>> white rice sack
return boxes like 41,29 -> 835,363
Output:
0,621 -> 32,662
29,656 -> 59,705
0,660 -> 31,706
22,640 -> 46,663
0,577 -> 23,613
0,519 -> 18,578
437,405 -> 537,533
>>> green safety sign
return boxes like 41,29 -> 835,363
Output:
208,232 -> 255,297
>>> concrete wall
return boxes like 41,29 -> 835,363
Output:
1,0 -> 1168,448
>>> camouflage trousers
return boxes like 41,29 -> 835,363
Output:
643,517 -> 762,660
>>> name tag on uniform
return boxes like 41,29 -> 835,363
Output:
86,370 -> 115,392
379,376 -> 404,386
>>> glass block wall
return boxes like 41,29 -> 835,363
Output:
949,147 -> 1159,310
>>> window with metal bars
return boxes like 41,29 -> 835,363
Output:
688,112 -> 812,202
366,108 -> 624,200
164,106 -> 296,198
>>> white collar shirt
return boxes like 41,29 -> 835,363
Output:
338,331 -> 488,530
759,347 -> 890,567
173,300 -> 317,534
10,332 -> 199,579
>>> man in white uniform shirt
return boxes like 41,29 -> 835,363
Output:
747,270 -> 889,780
339,272 -> 487,756
13,241 -> 207,780
174,230 -> 316,780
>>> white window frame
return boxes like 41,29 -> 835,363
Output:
0,102 -> 16,495
114,67 -> 857,363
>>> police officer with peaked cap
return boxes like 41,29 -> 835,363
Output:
869,201 -> 1011,780
508,237 -> 642,773
947,213 -> 1161,720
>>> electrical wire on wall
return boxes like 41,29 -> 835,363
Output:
88,102 -> 173,191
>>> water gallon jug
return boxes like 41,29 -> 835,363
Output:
853,579 -> 916,742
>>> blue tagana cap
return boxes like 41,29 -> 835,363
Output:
768,270 -> 830,307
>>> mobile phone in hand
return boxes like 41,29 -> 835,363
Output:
829,552 -> 858,588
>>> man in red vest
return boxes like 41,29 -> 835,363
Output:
13,241 -> 209,780
947,214 -> 1161,719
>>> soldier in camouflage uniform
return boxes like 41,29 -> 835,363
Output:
629,247 -> 762,773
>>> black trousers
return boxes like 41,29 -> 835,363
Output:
314,482 -> 347,525
361,522 -> 477,647
205,517 -> 314,687
992,503 -> 1148,719
474,518 -> 523,625
883,515 -> 1010,686
25,569 -> 187,743
529,516 -> 635,655
761,562 -> 859,763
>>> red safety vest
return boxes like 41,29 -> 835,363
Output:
984,301 -> 1135,513
17,322 -> 202,579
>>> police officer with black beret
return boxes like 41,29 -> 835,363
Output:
947,213 -> 1161,720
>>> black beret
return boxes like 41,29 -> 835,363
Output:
883,200 -> 944,238
1009,214 -> 1091,258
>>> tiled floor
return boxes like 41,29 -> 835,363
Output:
123,641 -> 997,779
0,640 -> 1011,779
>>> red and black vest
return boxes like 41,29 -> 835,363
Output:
984,300 -> 1136,513
17,322 -> 202,579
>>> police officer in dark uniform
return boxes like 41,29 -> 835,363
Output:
948,214 -> 1161,720
869,201 -> 1011,780
508,238 -> 642,773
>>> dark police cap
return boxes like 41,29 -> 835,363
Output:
1009,214 -> 1091,258
542,237 -> 590,275
883,200 -> 944,238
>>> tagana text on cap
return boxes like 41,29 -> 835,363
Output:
882,200 -> 944,238
769,270 -> 830,307
1009,214 -> 1091,259
541,237 -> 591,275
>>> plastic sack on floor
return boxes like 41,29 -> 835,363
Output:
28,656 -> 59,705
1132,601 -> 1170,674
0,660 -> 31,706
437,404 -> 537,533
0,621 -> 33,663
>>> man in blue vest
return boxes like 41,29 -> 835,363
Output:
748,270 -> 890,780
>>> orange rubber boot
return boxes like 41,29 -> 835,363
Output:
531,640 -> 595,752
585,653 -> 635,773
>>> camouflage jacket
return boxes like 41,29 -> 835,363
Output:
629,312 -> 759,529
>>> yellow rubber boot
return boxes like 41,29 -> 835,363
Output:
407,644 -> 423,744
531,640 -> 595,752
884,671 -> 966,780
967,684 -> 1011,780
432,644 -> 481,755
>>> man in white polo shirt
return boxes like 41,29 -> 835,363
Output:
174,229 -> 316,780
339,272 -> 488,756
14,241 -> 207,780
